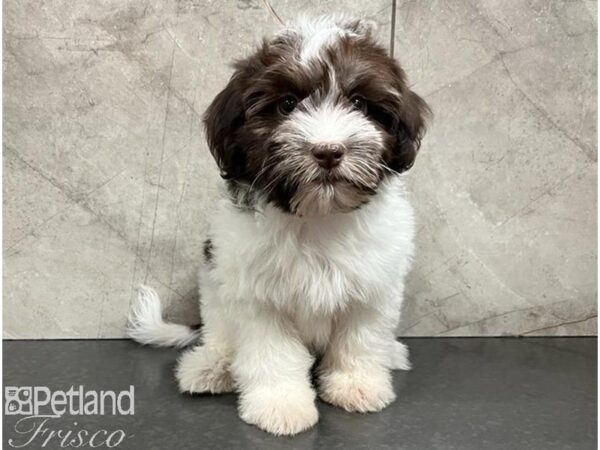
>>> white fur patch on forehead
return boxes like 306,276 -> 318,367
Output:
280,15 -> 377,63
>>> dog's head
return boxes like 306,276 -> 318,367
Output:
204,16 -> 431,216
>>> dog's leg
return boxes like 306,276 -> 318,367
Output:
176,278 -> 235,394
318,304 -> 397,413
231,308 -> 318,436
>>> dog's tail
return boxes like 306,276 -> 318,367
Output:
127,285 -> 200,348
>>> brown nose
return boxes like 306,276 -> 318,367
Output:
311,143 -> 345,169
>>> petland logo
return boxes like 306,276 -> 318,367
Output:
4,386 -> 134,448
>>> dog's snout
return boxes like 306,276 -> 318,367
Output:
311,143 -> 345,170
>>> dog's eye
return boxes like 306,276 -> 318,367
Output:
350,96 -> 367,113
278,95 -> 298,115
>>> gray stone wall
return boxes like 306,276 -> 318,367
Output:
4,1 -> 597,338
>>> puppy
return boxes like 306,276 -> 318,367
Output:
128,15 -> 430,436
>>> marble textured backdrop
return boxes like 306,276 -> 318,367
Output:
3,0 -> 597,338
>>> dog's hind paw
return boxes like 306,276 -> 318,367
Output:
176,346 -> 234,394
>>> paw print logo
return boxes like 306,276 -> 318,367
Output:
4,387 -> 33,415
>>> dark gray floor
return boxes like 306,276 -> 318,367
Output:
3,338 -> 597,450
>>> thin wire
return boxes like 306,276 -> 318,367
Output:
260,0 -> 286,27
390,0 -> 397,58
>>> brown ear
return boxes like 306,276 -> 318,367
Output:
203,73 -> 247,180
390,90 -> 431,173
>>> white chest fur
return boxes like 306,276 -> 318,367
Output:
209,178 -> 415,319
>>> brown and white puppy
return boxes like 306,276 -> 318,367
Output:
129,15 -> 430,436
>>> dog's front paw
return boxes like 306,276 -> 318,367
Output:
176,346 -> 234,394
319,368 -> 395,413
239,385 -> 318,436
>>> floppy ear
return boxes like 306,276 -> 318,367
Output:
203,73 -> 247,180
390,90 -> 431,173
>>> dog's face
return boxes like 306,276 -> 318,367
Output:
204,17 -> 430,216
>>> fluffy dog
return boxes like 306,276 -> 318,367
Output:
128,15 -> 430,436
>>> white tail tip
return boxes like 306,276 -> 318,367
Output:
127,285 -> 200,348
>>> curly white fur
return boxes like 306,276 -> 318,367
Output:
129,178 -> 414,435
